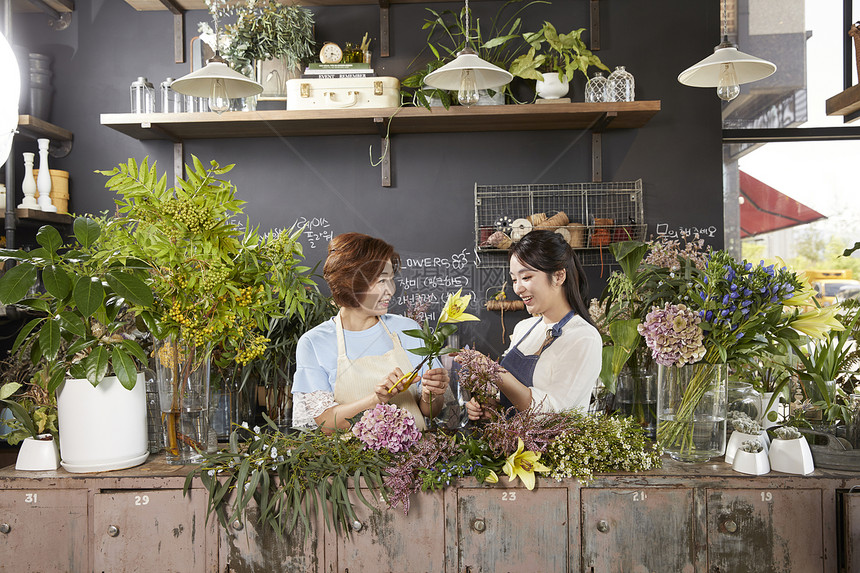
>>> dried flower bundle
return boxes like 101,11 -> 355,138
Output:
454,348 -> 503,407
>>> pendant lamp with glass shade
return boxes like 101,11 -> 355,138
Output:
0,29 -> 20,169
677,0 -> 776,101
423,0 -> 513,107
170,9 -> 262,114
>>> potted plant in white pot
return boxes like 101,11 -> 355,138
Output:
1,378 -> 59,471
0,219 -> 154,472
725,413 -> 768,464
401,0 -> 545,109
769,425 -> 814,475
509,21 -> 609,100
731,438 -> 770,476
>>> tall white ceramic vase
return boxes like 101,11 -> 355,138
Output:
19,152 -> 39,209
36,138 -> 57,213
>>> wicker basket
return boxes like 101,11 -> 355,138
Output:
527,212 -> 547,226
535,211 -> 569,230
566,223 -> 586,248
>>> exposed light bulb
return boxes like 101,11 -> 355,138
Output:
716,63 -> 740,101
458,69 -> 480,107
208,78 -> 231,114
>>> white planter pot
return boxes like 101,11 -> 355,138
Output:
769,437 -> 815,475
732,449 -> 770,475
15,434 -> 60,471
56,373 -> 149,473
536,73 -> 570,99
725,430 -> 769,464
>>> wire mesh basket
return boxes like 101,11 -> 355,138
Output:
474,180 -> 645,268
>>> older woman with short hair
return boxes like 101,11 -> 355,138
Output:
292,233 -> 449,432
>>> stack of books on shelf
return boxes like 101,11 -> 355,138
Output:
302,63 -> 375,79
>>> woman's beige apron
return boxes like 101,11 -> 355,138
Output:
332,314 -> 426,430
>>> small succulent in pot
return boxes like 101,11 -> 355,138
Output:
740,438 -> 764,454
774,426 -> 802,440
730,413 -> 763,435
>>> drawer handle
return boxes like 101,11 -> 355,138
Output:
107,525 -> 120,537
0,523 -> 10,534
231,519 -> 244,531
471,518 -> 486,533
723,519 -> 738,533
351,520 -> 363,532
596,520 -> 610,533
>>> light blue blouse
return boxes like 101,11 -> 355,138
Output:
292,314 -> 438,395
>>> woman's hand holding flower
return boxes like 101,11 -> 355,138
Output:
419,367 -> 450,401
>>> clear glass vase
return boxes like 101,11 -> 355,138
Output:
657,363 -> 727,462
605,66 -> 635,102
154,338 -> 211,464
615,363 -> 657,439
209,364 -> 257,440
585,71 -> 607,102
727,381 -> 762,427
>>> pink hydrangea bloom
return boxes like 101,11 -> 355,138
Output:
351,403 -> 421,453
637,303 -> 705,367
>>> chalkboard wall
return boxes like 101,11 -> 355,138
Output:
9,0 -> 723,357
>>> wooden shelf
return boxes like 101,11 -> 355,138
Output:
12,0 -> 73,13
17,115 -> 74,142
825,84 -> 860,120
123,0 -> 480,10
0,208 -> 73,225
100,101 -> 661,141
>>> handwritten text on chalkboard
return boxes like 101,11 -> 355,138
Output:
293,216 -> 334,249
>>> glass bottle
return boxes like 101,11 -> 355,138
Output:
727,380 -> 763,430
130,76 -> 155,113
585,71 -> 607,103
159,77 -> 183,113
605,66 -> 635,102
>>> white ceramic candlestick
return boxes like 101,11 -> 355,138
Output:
36,139 -> 57,212
19,152 -> 40,209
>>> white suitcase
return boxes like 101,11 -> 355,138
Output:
286,77 -> 400,110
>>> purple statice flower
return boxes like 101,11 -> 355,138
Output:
637,303 -> 706,367
352,403 -> 421,453
455,348 -> 504,407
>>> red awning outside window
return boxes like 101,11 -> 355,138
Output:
739,171 -> 826,238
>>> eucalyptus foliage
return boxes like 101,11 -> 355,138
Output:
185,414 -> 391,538
219,0 -> 316,74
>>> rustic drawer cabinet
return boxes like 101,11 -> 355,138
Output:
0,488 -> 88,571
706,488 -> 827,573
581,487 -> 696,572
1,458 -> 858,572
0,459 -> 219,572
453,485 -> 571,573
93,489 -> 213,572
